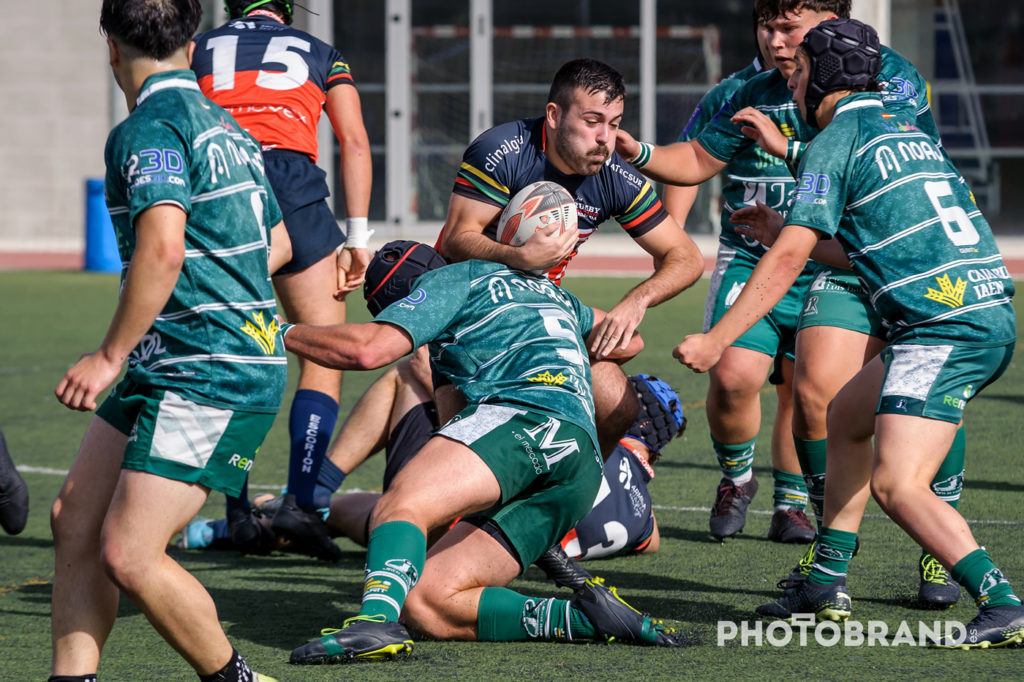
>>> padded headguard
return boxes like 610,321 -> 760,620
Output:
225,1 -> 294,24
801,18 -> 881,127
363,241 -> 447,316
624,374 -> 686,458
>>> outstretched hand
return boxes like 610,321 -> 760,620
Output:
731,106 -> 788,160
731,201 -> 785,248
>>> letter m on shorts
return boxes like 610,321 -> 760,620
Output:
522,417 -> 580,468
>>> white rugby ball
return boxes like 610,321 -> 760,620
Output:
497,181 -> 577,246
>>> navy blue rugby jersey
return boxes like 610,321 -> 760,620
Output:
441,117 -> 669,284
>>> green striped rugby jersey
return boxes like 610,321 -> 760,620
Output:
684,57 -> 799,257
103,70 -> 286,411
785,92 -> 1015,346
375,260 -> 599,451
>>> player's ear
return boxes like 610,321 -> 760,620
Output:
107,38 -> 120,68
187,40 -> 196,64
545,102 -> 561,130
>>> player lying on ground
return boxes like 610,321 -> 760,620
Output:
675,18 -> 1024,649
278,240 -> 683,664
179,366 -> 685,563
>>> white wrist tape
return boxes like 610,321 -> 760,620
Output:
342,217 -> 373,250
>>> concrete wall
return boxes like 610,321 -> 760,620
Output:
0,5 -> 110,253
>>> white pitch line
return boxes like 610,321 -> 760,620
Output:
652,504 -> 1024,527
19,466 -> 1022,526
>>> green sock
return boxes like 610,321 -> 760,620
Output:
358,520 -> 426,621
808,527 -> 858,585
951,548 -> 1022,608
930,424 -> 965,510
772,468 -> 808,509
477,587 -> 592,641
711,436 -> 756,480
794,437 -> 827,527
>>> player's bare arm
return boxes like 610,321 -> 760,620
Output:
55,204 -> 186,411
283,320 -> 414,371
662,184 -> 700,229
731,106 -> 789,159
440,192 -> 577,271
614,128 -> 726,186
326,84 -> 373,297
674,224 -> 820,373
732,202 -> 850,268
589,216 -> 703,358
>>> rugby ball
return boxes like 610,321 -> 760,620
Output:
497,181 -> 577,246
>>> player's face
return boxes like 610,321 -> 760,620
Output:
764,9 -> 836,78
548,88 -> 624,176
789,50 -> 811,122
756,20 -> 775,68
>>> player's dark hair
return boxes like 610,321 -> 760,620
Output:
548,59 -> 626,113
224,0 -> 294,25
753,0 -> 851,24
100,0 -> 202,60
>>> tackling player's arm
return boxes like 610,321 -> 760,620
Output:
440,193 -> 578,271
283,320 -> 414,371
674,223 -> 821,373
326,84 -> 373,297
55,204 -> 186,411
589,216 -> 703,358
731,202 -> 849,268
615,129 -> 726,186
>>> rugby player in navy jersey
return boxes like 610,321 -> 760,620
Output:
281,241 -> 683,664
437,58 -> 704,457
679,19 -> 1024,648
192,0 -> 372,561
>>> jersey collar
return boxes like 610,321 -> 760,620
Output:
833,92 -> 883,120
136,69 -> 201,107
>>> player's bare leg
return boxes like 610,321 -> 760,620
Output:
404,521 -> 521,639
705,347 -> 776,538
590,360 -> 637,457
101,471 -> 232,675
50,417 -> 126,677
272,254 -> 347,558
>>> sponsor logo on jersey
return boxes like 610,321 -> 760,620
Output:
924,273 -> 966,308
130,331 -> 168,366
966,266 -> 1010,300
779,123 -> 796,138
240,311 -> 280,354
881,77 -> 919,104
483,133 -> 525,172
527,370 -> 568,386
575,201 -> 601,221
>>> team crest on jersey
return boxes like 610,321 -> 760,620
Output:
240,311 -> 280,354
527,370 -> 568,386
924,273 -> 966,308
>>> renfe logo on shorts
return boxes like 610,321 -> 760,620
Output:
228,453 -> 253,471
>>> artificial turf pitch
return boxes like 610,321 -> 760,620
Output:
1,270 -> 1021,680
